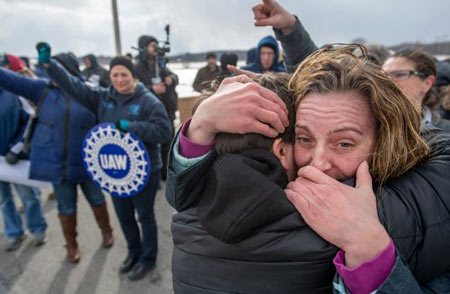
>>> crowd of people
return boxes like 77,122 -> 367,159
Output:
1,37 -> 173,281
1,0 -> 450,292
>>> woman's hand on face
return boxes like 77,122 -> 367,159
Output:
285,161 -> 390,269
187,75 -> 289,145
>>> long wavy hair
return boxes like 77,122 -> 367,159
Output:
288,44 -> 430,184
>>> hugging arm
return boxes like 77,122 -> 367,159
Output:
165,75 -> 289,211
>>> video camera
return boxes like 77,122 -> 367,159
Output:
155,24 -> 171,57
133,25 -> 172,84
133,24 -> 171,59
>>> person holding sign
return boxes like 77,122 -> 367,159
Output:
36,43 -> 171,281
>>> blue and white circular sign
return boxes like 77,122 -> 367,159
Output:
82,123 -> 151,198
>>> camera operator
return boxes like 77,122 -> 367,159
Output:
135,35 -> 178,181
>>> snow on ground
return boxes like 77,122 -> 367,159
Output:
169,61 -> 246,98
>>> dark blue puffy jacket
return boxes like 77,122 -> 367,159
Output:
0,88 -> 28,156
0,67 -> 96,184
241,35 -> 286,73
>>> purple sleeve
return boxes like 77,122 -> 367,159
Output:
179,118 -> 215,158
333,239 -> 396,294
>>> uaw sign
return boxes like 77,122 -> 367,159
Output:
82,123 -> 150,197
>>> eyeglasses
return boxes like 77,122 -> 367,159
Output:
388,70 -> 425,81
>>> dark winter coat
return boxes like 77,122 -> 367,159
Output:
82,54 -> 110,88
216,53 -> 239,83
439,107 -> 450,120
166,126 -> 450,293
431,110 -> 450,132
273,16 -> 318,74
423,107 -> 450,132
0,66 -> 96,184
436,60 -> 450,88
0,87 -> 28,156
241,35 -> 286,73
374,127 -> 450,283
172,149 -> 338,294
245,47 -> 257,65
135,56 -> 178,122
192,65 -> 220,92
46,59 -> 172,172
33,63 -> 49,79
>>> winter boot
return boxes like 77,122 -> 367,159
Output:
58,214 -> 80,263
91,203 -> 114,248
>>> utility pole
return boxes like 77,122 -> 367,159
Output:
111,0 -> 122,55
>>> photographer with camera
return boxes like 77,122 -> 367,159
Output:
135,33 -> 178,181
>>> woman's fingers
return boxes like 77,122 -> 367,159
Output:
188,77 -> 290,142
297,166 -> 334,185
256,85 -> 289,120
226,65 -> 259,79
252,108 -> 286,135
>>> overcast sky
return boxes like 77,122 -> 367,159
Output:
0,0 -> 449,57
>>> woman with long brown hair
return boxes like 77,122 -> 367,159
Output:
166,45 -> 450,293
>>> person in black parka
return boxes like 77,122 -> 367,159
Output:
172,73 -> 339,293
135,35 -> 179,181
82,54 -> 110,87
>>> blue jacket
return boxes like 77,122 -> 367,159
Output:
46,60 -> 171,172
0,67 -> 96,184
0,88 -> 28,156
241,35 -> 286,73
